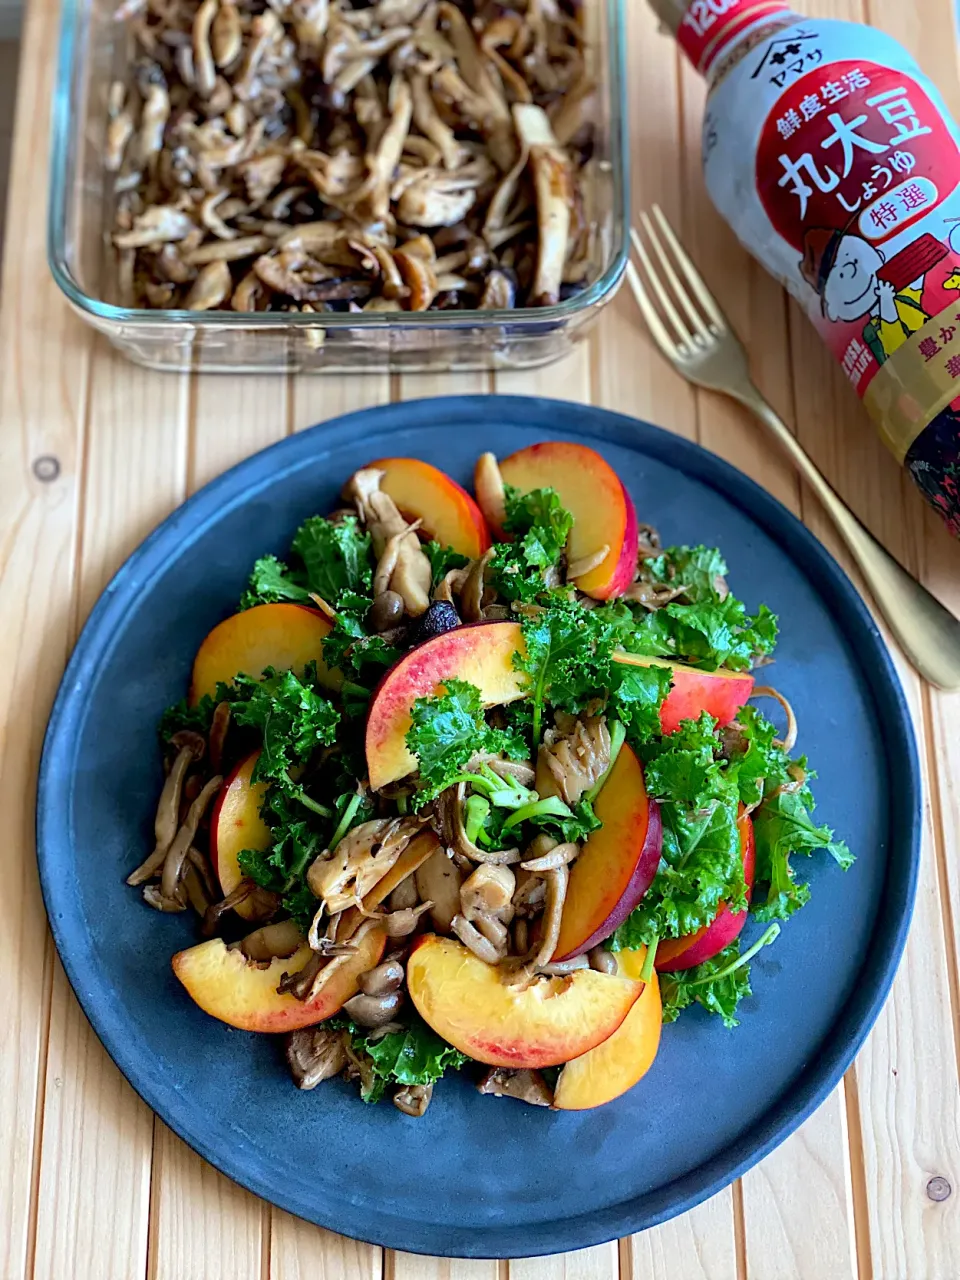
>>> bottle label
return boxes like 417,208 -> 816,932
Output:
703,19 -> 960,465
678,0 -> 793,75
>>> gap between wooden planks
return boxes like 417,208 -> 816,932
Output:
2,0 -> 960,1276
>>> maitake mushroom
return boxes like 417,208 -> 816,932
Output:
343,467 -> 432,615
306,815 -> 427,912
536,714 -> 612,806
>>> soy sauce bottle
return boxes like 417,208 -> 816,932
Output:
649,0 -> 960,537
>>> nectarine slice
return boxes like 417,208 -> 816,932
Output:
406,935 -> 644,1068
553,744 -> 662,960
656,812 -> 756,972
497,442 -> 638,599
553,947 -> 661,1110
190,603 -> 340,705
365,621 -> 529,790
612,653 -> 754,736
370,457 -> 491,559
172,920 -> 386,1032
210,751 -> 271,922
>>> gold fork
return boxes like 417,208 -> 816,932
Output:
627,205 -> 960,691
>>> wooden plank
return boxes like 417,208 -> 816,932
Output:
0,0 -> 91,1274
401,371 -> 489,401
33,347 -> 190,1280
806,500 -> 960,1280
271,1215 -> 381,1280
33,957 -> 154,1280
864,4 -> 960,1256
869,0 -> 960,1122
150,1121 -> 264,1280
293,373 -> 392,431
593,0 -> 696,436
740,1090 -> 859,1280
277,371 -> 388,1280
495,341 -> 592,405
591,8 -> 739,1277
784,3 -> 960,1277
147,374 -> 289,1280
389,1257 -> 499,1280
509,1243 -> 618,1280
675,23 -> 860,1279
676,67 -> 798,510
784,262 -> 960,1274
623,1192 -> 738,1280
190,376 -> 290,490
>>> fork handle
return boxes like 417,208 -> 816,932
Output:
733,385 -> 960,690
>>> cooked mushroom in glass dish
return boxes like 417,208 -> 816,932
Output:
103,0 -> 603,314
137,446 -> 851,1114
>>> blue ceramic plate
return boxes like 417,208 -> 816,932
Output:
38,396 -> 921,1258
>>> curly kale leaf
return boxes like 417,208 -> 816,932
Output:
489,486 -> 574,603
405,679 -> 527,807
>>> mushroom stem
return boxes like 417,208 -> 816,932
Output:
532,864 -> 569,968
512,104 -> 572,306
160,773 -> 224,901
127,745 -> 195,885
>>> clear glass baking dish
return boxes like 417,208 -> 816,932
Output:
48,0 -> 628,375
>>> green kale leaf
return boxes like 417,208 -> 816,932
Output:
489,485 -> 574,603
322,595 -> 402,702
613,714 -> 744,946
240,515 -> 374,612
229,665 -> 340,786
726,703 -> 795,808
517,597 -> 616,742
292,515 -> 373,603
239,554 -> 312,610
613,544 -> 779,672
406,679 -> 526,806
642,544 -> 729,603
158,694 -> 217,742
423,541 -> 470,588
659,940 -> 753,1029
608,662 -> 673,745
625,597 -> 778,672
752,789 -> 853,922
335,1014 -> 469,1103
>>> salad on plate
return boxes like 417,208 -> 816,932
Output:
130,442 -> 852,1116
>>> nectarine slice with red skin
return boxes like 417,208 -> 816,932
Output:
209,750 -> 271,922
370,457 -> 491,559
189,603 -> 340,705
171,921 -> 386,1033
613,653 -> 754,736
365,620 -> 529,790
406,935 -> 644,1068
497,442 -> 638,600
553,946 -> 661,1110
552,743 -> 662,961
656,812 -> 756,972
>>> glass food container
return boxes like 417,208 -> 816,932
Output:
48,0 -> 628,374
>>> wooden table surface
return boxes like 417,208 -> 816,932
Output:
3,0 -> 960,1277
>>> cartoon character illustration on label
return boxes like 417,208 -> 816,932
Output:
800,225 -> 930,363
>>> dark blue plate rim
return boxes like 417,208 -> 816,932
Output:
37,395 -> 922,1258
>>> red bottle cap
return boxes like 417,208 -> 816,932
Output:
649,0 -> 794,75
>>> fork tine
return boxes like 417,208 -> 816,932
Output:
651,204 -> 727,331
625,259 -> 679,361
629,225 -> 694,350
640,211 -> 711,342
